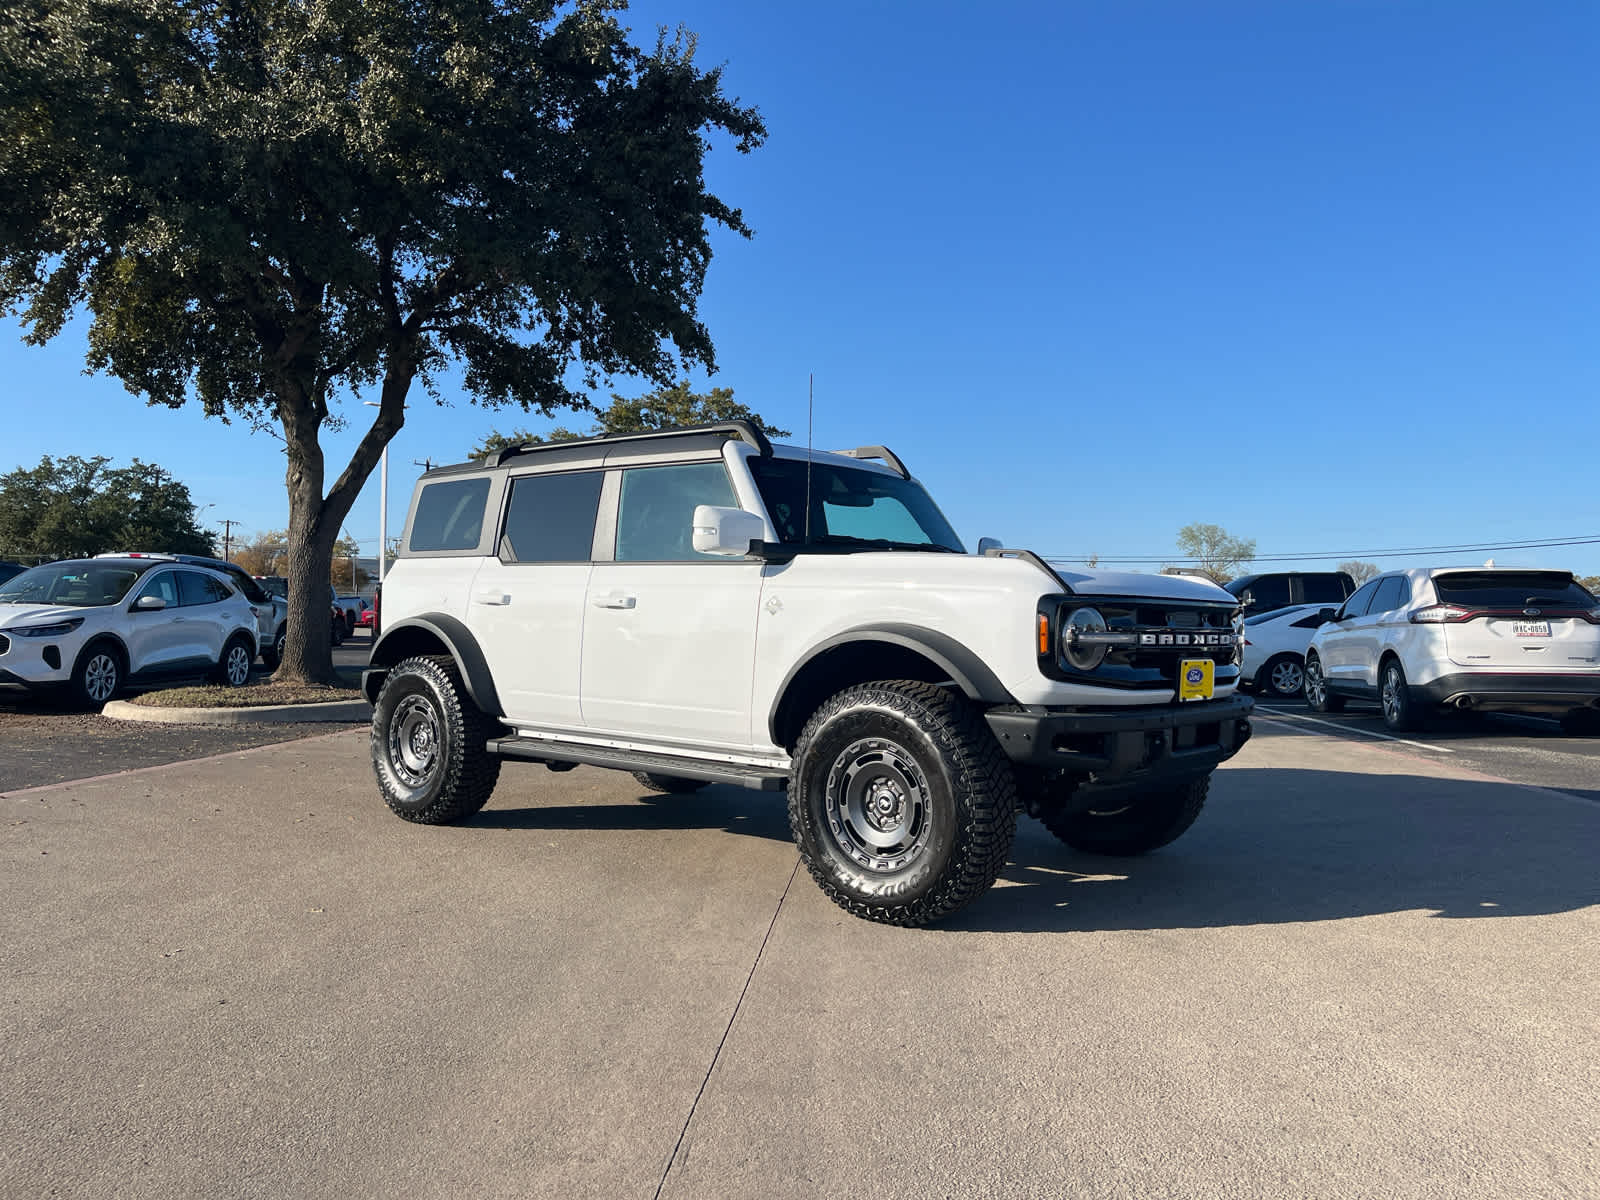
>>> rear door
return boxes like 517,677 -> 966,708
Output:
468,468 -> 603,729
1433,571 -> 1600,672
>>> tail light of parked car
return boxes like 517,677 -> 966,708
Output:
1411,603 -> 1600,624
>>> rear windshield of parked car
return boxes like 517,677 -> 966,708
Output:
409,478 -> 491,552
1433,572 -> 1596,609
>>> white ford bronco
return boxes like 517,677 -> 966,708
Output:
365,422 -> 1252,925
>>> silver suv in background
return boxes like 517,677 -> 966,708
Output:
1303,567 -> 1600,733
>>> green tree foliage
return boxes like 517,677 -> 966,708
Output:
1174,523 -> 1257,585
470,381 -> 790,458
1339,560 -> 1381,586
0,0 -> 765,683
0,456 -> 214,561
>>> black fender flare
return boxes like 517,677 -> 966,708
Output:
768,623 -> 1015,744
365,614 -> 502,715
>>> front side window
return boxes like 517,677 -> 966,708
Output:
1368,576 -> 1406,615
747,457 -> 964,552
1340,578 -> 1382,619
615,463 -> 739,562
136,570 -> 182,608
410,477 -> 491,552
502,471 -> 604,562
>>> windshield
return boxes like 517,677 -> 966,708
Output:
748,457 -> 964,552
0,561 -> 148,607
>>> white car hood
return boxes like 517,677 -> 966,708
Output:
0,603 -> 97,628
1046,565 -> 1236,604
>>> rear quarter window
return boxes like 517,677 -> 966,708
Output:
409,478 -> 492,553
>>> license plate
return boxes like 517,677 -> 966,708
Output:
1511,620 -> 1551,638
1178,658 -> 1214,702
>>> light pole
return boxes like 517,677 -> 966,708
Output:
363,401 -> 389,584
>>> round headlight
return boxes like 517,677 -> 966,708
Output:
1060,606 -> 1109,671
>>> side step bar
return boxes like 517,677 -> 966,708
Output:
486,735 -> 789,792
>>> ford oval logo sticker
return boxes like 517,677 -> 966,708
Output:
1523,607 -> 1542,616
1186,666 -> 1204,684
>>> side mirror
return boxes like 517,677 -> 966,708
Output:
976,537 -> 1003,555
134,595 -> 167,611
691,505 -> 766,556
1320,607 -> 1341,623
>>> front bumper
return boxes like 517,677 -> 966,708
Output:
1414,671 -> 1600,713
985,693 -> 1254,784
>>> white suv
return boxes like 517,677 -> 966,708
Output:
1303,566 -> 1600,733
0,557 -> 259,706
364,422 -> 1253,926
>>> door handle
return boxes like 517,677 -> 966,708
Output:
474,590 -> 511,606
592,593 -> 637,610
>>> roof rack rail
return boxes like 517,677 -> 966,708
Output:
832,445 -> 909,478
493,420 -> 773,467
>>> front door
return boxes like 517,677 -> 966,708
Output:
581,461 -> 763,749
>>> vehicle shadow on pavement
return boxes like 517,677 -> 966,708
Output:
945,768 -> 1600,935
468,784 -> 795,843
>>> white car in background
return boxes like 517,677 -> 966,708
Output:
1240,603 -> 1329,699
0,557 -> 258,707
1304,567 -> 1600,733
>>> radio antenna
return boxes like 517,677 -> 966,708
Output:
803,373 -> 814,544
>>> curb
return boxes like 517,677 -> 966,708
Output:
102,699 -> 371,726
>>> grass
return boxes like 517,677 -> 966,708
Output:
126,678 -> 362,709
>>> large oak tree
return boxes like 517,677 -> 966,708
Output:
0,0 -> 765,682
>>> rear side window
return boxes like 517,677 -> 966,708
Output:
502,471 -> 604,562
1432,572 -> 1595,608
1301,575 -> 1353,604
179,571 -> 230,606
410,478 -> 491,552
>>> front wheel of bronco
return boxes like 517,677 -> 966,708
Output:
632,772 -> 708,794
371,655 -> 501,824
789,680 -> 1016,927
1040,776 -> 1210,856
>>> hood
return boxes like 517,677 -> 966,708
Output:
1046,565 -> 1236,604
0,603 -> 96,627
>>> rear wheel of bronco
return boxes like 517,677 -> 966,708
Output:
1039,776 -> 1209,856
632,772 -> 708,794
789,680 -> 1016,927
371,655 -> 501,824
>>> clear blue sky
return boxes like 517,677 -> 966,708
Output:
3,0 -> 1596,576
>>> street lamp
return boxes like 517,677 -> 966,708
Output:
363,401 -> 389,584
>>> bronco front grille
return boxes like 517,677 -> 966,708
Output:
1044,596 -> 1242,689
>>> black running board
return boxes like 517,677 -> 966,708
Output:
486,735 -> 789,792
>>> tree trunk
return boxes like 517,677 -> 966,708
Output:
276,417 -> 342,686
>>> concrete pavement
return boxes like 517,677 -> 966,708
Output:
3,725 -> 1596,1199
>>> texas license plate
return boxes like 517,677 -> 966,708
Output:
1512,620 -> 1551,638
1178,658 -> 1214,702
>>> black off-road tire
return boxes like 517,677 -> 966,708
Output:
1040,775 -> 1210,857
371,655 -> 501,824
211,634 -> 254,687
261,623 -> 286,671
1303,653 -> 1344,713
69,640 -> 124,710
632,772 -> 709,794
788,680 -> 1017,927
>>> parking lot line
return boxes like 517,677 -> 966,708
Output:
1253,706 -> 1455,753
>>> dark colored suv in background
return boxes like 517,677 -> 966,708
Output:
1226,571 -> 1356,618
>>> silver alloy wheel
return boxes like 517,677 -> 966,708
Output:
388,694 -> 442,789
1268,657 -> 1305,696
275,629 -> 287,659
84,652 -> 118,703
225,644 -> 252,686
823,737 -> 932,873
1304,658 -> 1327,707
1381,664 -> 1404,725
